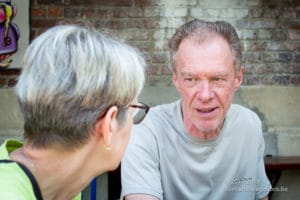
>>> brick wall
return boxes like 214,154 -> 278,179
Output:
1,0 -> 299,87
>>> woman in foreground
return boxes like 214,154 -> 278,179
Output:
0,24 -> 147,200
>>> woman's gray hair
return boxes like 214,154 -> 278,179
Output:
169,19 -> 242,74
15,25 -> 146,149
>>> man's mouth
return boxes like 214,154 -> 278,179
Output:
196,107 -> 218,113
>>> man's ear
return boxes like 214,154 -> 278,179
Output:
95,106 -> 118,148
173,72 -> 180,90
234,66 -> 244,91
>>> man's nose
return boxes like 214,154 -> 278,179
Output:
195,80 -> 214,102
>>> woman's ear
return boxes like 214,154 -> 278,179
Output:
95,106 -> 118,148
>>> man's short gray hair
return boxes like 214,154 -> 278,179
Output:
169,19 -> 242,73
15,25 -> 146,149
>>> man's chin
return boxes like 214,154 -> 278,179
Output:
196,121 -> 223,134
197,127 -> 218,134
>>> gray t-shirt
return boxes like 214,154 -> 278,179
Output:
121,101 -> 271,200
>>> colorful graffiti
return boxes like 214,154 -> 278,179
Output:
0,0 -> 19,68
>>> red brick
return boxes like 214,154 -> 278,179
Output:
243,64 -> 262,74
81,7 -> 97,18
30,29 -> 43,40
292,0 -> 300,7
128,8 -> 144,17
31,8 -> 46,17
130,41 -> 154,52
260,75 -> 275,85
243,52 -> 262,64
288,29 -> 300,40
97,9 -> 113,18
70,0 -> 133,6
288,23 -> 300,30
262,9 -> 280,18
30,0 -> 36,6
145,18 -> 160,29
161,65 -> 172,75
8,78 -> 17,87
109,20 -> 126,29
48,6 -> 63,18
290,64 -> 300,73
109,0 -> 133,6
134,0 -> 155,7
243,41 -> 267,51
64,7 -> 80,18
113,8 -> 128,18
31,19 -> 58,28
297,10 -> 300,18
151,53 -> 167,64
291,75 -> 300,85
243,75 -> 260,85
273,75 -> 291,85
0,78 -> 6,88
63,0 -> 71,5
37,0 -> 62,4
261,63 -> 293,73
0,68 -> 21,76
127,19 -> 147,28
146,64 -> 161,75
272,30 -> 287,41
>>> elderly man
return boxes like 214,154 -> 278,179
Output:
121,19 -> 271,200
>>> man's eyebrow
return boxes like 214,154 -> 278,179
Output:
212,72 -> 230,77
181,72 -> 195,76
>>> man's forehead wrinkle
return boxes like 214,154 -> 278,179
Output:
180,70 -> 230,76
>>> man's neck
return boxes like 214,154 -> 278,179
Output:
186,123 -> 223,140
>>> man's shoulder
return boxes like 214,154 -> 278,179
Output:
152,100 -> 179,109
225,104 -> 263,140
230,104 -> 258,116
132,100 -> 180,133
147,100 -> 180,118
229,104 -> 261,123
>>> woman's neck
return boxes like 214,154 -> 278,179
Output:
10,141 -> 107,200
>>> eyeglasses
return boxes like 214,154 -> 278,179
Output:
129,102 -> 150,124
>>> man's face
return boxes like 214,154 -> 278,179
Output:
173,36 -> 243,137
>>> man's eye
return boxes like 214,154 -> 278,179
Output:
185,77 -> 195,82
212,77 -> 222,81
183,77 -> 197,84
182,77 -> 197,87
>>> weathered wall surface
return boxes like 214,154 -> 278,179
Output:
0,88 -> 23,143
